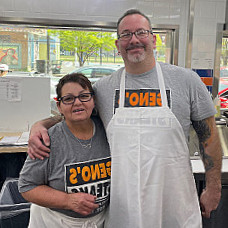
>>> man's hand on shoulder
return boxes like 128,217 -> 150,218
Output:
28,121 -> 51,160
27,115 -> 62,160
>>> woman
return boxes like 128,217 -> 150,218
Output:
18,73 -> 111,228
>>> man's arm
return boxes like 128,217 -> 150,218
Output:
28,115 -> 62,160
192,116 -> 222,218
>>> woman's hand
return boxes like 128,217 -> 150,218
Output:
66,192 -> 99,216
22,186 -> 98,216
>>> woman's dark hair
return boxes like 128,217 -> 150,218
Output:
56,73 -> 94,100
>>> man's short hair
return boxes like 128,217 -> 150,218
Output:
117,9 -> 152,35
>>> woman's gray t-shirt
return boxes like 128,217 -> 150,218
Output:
19,116 -> 111,218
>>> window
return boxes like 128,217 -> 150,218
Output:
77,68 -> 93,78
219,36 -> 228,109
94,68 -> 115,77
0,23 -> 178,115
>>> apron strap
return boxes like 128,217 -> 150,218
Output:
119,62 -> 168,108
156,62 -> 168,107
119,68 -> 126,108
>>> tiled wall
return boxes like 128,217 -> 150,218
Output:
0,0 -> 226,70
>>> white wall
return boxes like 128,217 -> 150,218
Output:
0,0 -> 226,68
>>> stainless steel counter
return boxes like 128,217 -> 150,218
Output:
191,157 -> 228,176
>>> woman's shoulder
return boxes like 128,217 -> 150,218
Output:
48,121 -> 65,138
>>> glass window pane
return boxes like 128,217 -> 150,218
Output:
219,37 -> 228,110
153,31 -> 173,64
0,24 -> 176,115
78,68 -> 93,77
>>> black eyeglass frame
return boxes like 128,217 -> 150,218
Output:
118,29 -> 153,41
58,92 -> 94,105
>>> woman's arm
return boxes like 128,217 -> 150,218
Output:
192,116 -> 222,218
22,185 -> 98,216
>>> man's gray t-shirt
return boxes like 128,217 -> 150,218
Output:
93,62 -> 216,140
19,116 -> 111,218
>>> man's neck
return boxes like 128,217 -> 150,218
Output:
125,57 -> 156,75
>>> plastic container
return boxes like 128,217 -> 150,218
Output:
0,178 -> 31,228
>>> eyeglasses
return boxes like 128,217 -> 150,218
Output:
58,92 -> 94,105
118,29 -> 153,41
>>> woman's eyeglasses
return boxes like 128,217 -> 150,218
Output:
57,92 -> 94,105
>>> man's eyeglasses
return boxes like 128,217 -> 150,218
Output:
58,92 -> 94,105
118,29 -> 153,41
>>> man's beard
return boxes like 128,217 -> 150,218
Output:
125,44 -> 146,63
127,51 -> 146,63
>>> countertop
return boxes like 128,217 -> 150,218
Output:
191,157 -> 228,179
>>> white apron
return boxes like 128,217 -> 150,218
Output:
28,204 -> 105,228
105,62 -> 202,228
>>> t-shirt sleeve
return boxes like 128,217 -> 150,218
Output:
189,71 -> 216,121
93,80 -> 99,95
18,156 -> 49,193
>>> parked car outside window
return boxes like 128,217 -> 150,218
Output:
70,65 -> 122,84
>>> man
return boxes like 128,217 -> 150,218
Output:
28,9 -> 222,228
0,64 -> 9,76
